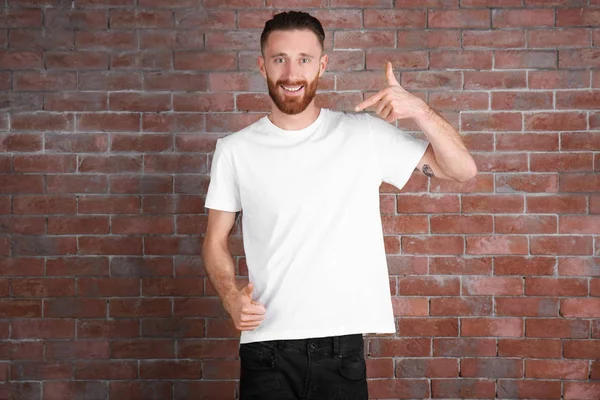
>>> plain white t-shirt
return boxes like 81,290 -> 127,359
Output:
205,108 -> 429,344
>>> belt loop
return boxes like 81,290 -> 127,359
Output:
333,336 -> 340,357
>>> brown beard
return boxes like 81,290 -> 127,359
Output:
266,70 -> 320,115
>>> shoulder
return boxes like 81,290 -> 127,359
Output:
215,115 -> 267,149
322,108 -> 370,128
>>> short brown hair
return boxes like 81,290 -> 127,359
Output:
260,11 -> 325,54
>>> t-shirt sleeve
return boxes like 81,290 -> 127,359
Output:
367,114 -> 430,190
205,138 -> 242,212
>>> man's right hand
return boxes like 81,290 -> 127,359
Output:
224,283 -> 266,331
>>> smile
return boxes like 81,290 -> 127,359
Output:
281,85 -> 304,93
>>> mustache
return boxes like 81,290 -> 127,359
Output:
276,79 -> 307,86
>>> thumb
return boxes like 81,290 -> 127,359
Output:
386,61 -> 400,86
241,282 -> 254,299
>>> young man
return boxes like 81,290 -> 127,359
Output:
203,11 -> 477,400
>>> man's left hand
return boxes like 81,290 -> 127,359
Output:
354,61 -> 428,123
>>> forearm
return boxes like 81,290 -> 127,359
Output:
202,240 -> 238,310
414,105 -> 477,182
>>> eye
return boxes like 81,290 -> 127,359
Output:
300,58 -> 310,64
274,58 -> 285,64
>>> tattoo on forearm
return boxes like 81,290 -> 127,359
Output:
422,164 -> 435,177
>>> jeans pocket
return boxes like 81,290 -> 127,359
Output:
337,350 -> 367,381
241,377 -> 282,399
240,342 -> 278,371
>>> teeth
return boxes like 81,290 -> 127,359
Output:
282,86 -> 302,92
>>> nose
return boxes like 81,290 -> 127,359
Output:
282,62 -> 302,83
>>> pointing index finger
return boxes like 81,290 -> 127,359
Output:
355,90 -> 385,112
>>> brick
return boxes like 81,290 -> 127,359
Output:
78,113 -> 139,132
144,72 -> 207,91
44,9 -> 107,29
526,277 -> 587,296
526,0 -> 587,4
557,7 -> 600,27
429,257 -> 491,275
529,28 -> 590,48
492,92 -> 552,110
145,152 -> 207,173
430,51 -> 492,69
111,339 -> 174,359
461,358 -> 523,378
8,29 -> 73,50
495,215 -> 556,234
209,72 -> 264,92
0,133 -> 42,152
111,175 -> 173,194
175,9 -> 236,29
335,30 -> 395,49
46,51 -> 108,70
0,383 -> 41,400
78,278 -> 139,297
466,236 -> 528,255
498,380 -> 562,400
75,361 -> 137,380
461,0 -> 522,5
493,9 -> 554,28
396,358 -> 457,378
204,318 -> 237,339
430,215 -> 492,234
46,175 -> 108,194
463,29 -> 525,48
464,71 -> 526,89
402,236 -> 463,255
142,319 -> 205,338
558,257 -> 600,276
44,381 -> 108,400
496,297 -> 558,317
564,340 -> 600,359
463,275 -> 522,298
496,174 -> 558,193
391,297 -> 428,317
434,338 -> 496,357
326,50 -> 366,71
526,360 -> 589,379
561,298 -> 600,318
109,92 -> 171,112
111,51 -> 172,70
560,173 -> 600,193
529,70 -> 590,89
498,339 -> 561,358
387,256 -> 428,275
140,29 -> 204,50
430,174 -> 494,193
494,256 -> 556,276
472,153 -> 528,173
0,50 -> 42,69
396,194 -> 459,213
564,382 -> 600,400
45,92 -> 108,112
110,9 -> 173,28
12,278 -> 75,298
559,49 -> 600,68
556,90 -> 600,110
75,31 -> 136,50
461,112 -> 521,131
78,196 -> 140,215
77,319 -> 139,339
110,298 -> 171,318
11,113 -> 74,132
142,195 -> 205,214
430,297 -> 491,316
143,113 -> 205,132
111,134 -> 171,152
429,91 -> 488,111
206,113 -> 265,133
11,320 -> 74,339
112,216 -> 173,234
175,381 -> 238,400
531,236 -> 592,255
496,50 -> 557,69
174,298 -> 226,318
0,216 -> 44,235
398,276 -> 460,296
0,9 -> 41,28
397,30 -> 460,49
202,359 -> 241,380
560,215 -> 600,234
178,339 -> 238,358
562,132 -> 600,151
10,361 -> 72,381
205,31 -> 260,51
526,194 -> 587,213
46,257 -> 108,277
173,93 -> 234,112
45,299 -> 105,318
79,155 -> 142,174
12,236 -> 76,256
531,153 -> 593,172
0,341 -> 43,360
79,71 -> 142,90
368,338 -> 431,357
429,9 -> 489,28
527,319 -> 589,338
432,379 -> 495,399
79,236 -> 142,255
109,382 -> 173,400
45,133 -> 108,152
401,72 -> 461,91
462,194 -> 524,213
363,9 -> 425,28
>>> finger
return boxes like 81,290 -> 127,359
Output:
241,282 -> 254,298
243,303 -> 266,315
240,313 -> 265,323
386,61 -> 400,87
355,90 -> 385,112
380,103 -> 393,121
375,96 -> 389,115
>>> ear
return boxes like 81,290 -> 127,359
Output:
258,55 -> 267,79
319,53 -> 328,77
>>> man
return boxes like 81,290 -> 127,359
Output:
203,11 -> 477,400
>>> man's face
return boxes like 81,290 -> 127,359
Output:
259,29 -> 328,115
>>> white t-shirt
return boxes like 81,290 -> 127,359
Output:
205,108 -> 429,344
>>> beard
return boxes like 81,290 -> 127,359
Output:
266,70 -> 320,115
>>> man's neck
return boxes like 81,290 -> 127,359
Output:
268,103 -> 321,131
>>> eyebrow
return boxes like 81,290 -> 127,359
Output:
270,53 -> 315,58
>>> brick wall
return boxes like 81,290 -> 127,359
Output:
1,0 -> 599,399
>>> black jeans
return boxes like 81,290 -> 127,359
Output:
239,334 -> 368,400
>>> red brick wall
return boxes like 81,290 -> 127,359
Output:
1,0 -> 599,399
